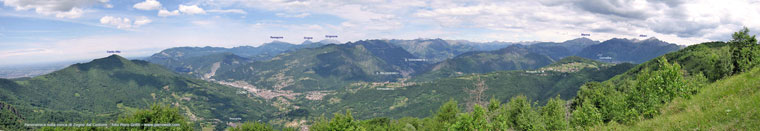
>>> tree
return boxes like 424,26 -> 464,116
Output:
574,81 -> 628,123
435,99 -> 459,125
629,57 -> 688,118
310,110 -> 365,131
504,95 -> 545,131
487,96 -> 500,113
471,105 -> 489,130
541,96 -> 569,131
730,27 -> 759,73
449,104 -> 490,130
571,101 -> 602,129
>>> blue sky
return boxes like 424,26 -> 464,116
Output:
1,0 -> 760,66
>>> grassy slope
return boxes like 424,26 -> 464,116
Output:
597,67 -> 760,130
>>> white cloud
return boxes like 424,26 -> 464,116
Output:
99,16 -> 151,29
275,12 -> 310,18
179,4 -> 206,15
208,9 -> 247,14
133,0 -> 161,10
2,0 -> 110,18
158,9 -> 180,17
200,0 -> 760,45
0,48 -> 53,58
100,16 -> 132,29
134,16 -> 152,26
192,20 -> 214,26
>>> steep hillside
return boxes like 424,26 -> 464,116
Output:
0,101 -> 26,130
598,66 -> 760,130
0,55 -> 277,130
607,41 -> 731,84
576,37 -> 682,63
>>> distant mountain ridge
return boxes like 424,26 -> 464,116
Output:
148,40 -> 327,61
146,40 -> 328,78
413,45 -> 556,81
576,37 -> 682,63
212,40 -> 429,92
388,38 -> 523,63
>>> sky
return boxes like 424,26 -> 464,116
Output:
1,0 -> 760,66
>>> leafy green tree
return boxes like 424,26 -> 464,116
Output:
504,95 -> 545,131
360,117 -> 391,131
309,115 -> 331,131
730,27 -> 760,73
629,57 -> 689,118
449,113 -> 474,131
574,82 -> 628,123
487,96 -> 500,113
435,99 -> 460,125
310,110 -> 365,131
228,121 -> 274,131
471,105 -> 489,130
486,97 -> 509,130
449,105 -> 490,131
571,101 -> 602,129
541,96 -> 568,131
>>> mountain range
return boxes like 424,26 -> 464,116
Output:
577,37 -> 684,63
0,37 -> 689,130
145,40 -> 329,78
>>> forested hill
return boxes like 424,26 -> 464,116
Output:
414,45 -> 556,81
0,55 -> 277,130
212,40 -> 429,92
